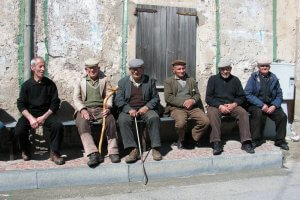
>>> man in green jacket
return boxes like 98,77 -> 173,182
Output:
164,60 -> 210,149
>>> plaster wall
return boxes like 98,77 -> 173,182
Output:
0,0 -> 298,121
0,0 -> 21,120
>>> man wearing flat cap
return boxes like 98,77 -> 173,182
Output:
244,58 -> 289,150
164,59 -> 210,149
73,58 -> 120,167
115,58 -> 162,163
205,61 -> 254,155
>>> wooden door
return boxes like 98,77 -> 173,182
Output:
136,5 -> 197,86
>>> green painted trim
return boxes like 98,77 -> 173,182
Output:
273,0 -> 277,62
18,0 -> 25,87
43,0 -> 49,76
215,0 -> 220,74
121,0 -> 128,78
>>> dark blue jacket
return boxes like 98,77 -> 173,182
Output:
114,75 -> 160,113
244,71 -> 283,108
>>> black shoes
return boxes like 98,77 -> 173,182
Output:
212,142 -> 223,155
241,142 -> 255,154
87,152 -> 104,167
275,141 -> 289,150
177,140 -> 183,150
109,154 -> 121,163
21,151 -> 31,161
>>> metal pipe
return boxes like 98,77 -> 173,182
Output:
273,0 -> 277,62
215,0 -> 220,74
24,0 -> 34,81
121,0 -> 128,78
18,0 -> 25,87
293,0 -> 300,130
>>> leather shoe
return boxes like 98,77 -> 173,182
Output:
109,154 -> 121,163
275,141 -> 289,150
125,148 -> 140,163
252,140 -> 262,148
21,151 -> 31,161
241,142 -> 255,154
212,142 -> 223,155
152,148 -> 162,161
87,152 -> 103,167
50,151 -> 65,165
177,140 -> 183,150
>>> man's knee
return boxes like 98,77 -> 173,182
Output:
118,113 -> 132,125
249,107 -> 263,118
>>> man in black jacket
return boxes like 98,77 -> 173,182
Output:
15,57 -> 64,165
205,61 -> 254,155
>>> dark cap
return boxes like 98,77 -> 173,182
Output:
172,59 -> 186,66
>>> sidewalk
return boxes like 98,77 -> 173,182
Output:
0,140 -> 282,191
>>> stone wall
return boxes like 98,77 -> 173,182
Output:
0,0 -> 298,121
0,0 -> 20,120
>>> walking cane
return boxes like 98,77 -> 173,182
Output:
134,116 -> 148,185
98,87 -> 118,153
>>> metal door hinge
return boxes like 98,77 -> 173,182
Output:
135,8 -> 157,16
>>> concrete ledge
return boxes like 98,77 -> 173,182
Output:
0,150 -> 283,191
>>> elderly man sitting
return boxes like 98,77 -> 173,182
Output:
73,58 -> 120,167
205,61 -> 254,155
115,58 -> 162,163
244,58 -> 289,150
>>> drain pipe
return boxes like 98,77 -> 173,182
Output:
24,0 -> 34,81
121,0 -> 128,78
293,0 -> 300,131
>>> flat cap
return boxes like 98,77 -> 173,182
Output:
218,61 -> 231,68
85,58 -> 99,68
257,58 -> 272,66
129,58 -> 144,68
172,59 -> 186,66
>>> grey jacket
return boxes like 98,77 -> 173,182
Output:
114,75 -> 160,113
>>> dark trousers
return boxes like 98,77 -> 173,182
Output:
207,106 -> 252,143
118,110 -> 161,149
248,106 -> 287,142
15,114 -> 63,153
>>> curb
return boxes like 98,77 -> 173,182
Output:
0,151 -> 282,191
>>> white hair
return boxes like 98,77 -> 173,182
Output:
30,57 -> 45,67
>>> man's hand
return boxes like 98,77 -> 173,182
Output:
183,99 -> 195,110
81,109 -> 90,120
219,105 -> 231,114
224,103 -> 237,112
261,104 -> 269,113
29,116 -> 39,129
138,106 -> 149,116
36,115 -> 46,126
129,109 -> 138,117
266,105 -> 276,114
102,108 -> 110,117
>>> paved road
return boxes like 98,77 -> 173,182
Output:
1,142 -> 299,200
0,161 -> 299,200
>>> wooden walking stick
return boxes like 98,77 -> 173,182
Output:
98,87 -> 118,153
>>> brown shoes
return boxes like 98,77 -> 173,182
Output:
50,151 -> 65,165
21,151 -> 31,161
152,148 -> 162,161
125,148 -> 140,163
